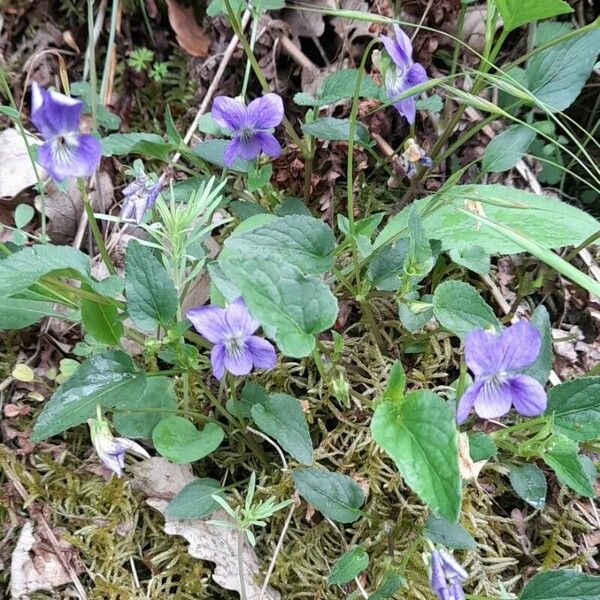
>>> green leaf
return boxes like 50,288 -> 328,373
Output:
81,293 -> 123,346
113,376 -> 177,439
224,214 -> 336,274
165,478 -> 223,519
101,133 -> 166,156
14,204 -> 35,229
251,393 -> 313,465
0,244 -> 95,297
496,0 -> 572,33
367,241 -> 409,291
546,377 -> 600,441
219,255 -> 338,357
125,241 -> 178,331
509,463 -> 547,509
247,163 -> 272,192
328,546 -> 369,585
449,245 -> 490,275
383,361 -> 406,403
398,296 -> 434,333
31,351 -> 146,441
206,0 -> 245,17
0,105 -> 21,119
526,29 -> 600,112
416,94 -> 443,113
371,390 -> 461,522
423,515 -> 476,550
296,69 -> 381,106
374,185 -> 600,255
519,570 -> 600,600
432,280 -> 501,339
468,431 -> 497,462
302,118 -> 370,145
404,208 -> 434,277
482,125 -> 536,173
227,381 -> 269,420
152,417 -> 224,463
292,468 -> 365,523
542,435 -> 595,497
0,297 -> 64,330
367,573 -> 407,599
191,139 -> 250,172
522,305 -> 552,384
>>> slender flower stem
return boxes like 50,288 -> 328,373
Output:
0,68 -> 48,242
240,1 -> 261,100
77,179 -> 116,274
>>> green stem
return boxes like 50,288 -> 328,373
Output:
78,179 -> 116,274
0,69 -> 48,242
240,1 -> 260,100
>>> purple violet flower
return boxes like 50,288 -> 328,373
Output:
211,94 -> 284,166
186,297 -> 277,380
430,549 -> 468,600
121,174 -> 163,224
380,25 -> 428,124
30,81 -> 101,182
88,412 -> 149,477
456,320 -> 547,424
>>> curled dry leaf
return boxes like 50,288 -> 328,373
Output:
0,128 -> 42,199
133,457 -> 280,600
10,521 -> 83,598
166,0 -> 211,57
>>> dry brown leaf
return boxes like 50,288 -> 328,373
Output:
133,457 -> 280,600
10,521 -> 82,598
458,433 -> 486,481
0,128 -> 42,199
283,0 -> 334,39
166,0 -> 211,57
331,0 -> 374,41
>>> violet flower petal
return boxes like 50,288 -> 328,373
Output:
508,374 -> 547,416
393,24 -> 414,60
211,343 -> 226,380
473,379 -> 513,419
439,550 -> 468,581
499,320 -> 541,372
430,551 -> 449,598
37,133 -> 101,182
115,437 -> 151,459
236,134 -> 264,160
31,82 -> 83,138
456,379 -> 484,424
223,137 -> 241,166
406,62 -> 428,88
254,132 -> 282,158
223,344 -> 254,376
225,298 -> 259,337
393,96 -> 417,125
247,335 -> 277,369
381,33 -> 410,69
464,328 -> 502,378
247,93 -> 284,130
186,305 -> 229,343
212,96 -> 246,130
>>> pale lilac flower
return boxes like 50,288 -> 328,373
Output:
88,412 -> 149,477
430,550 -> 468,600
456,321 -> 547,424
120,174 -> 163,224
211,94 -> 283,166
186,298 -> 276,380
381,25 -> 428,123
30,82 -> 101,182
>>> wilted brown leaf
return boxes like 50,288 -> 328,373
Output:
166,0 -> 211,57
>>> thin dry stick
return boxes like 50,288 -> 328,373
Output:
258,499 -> 297,600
